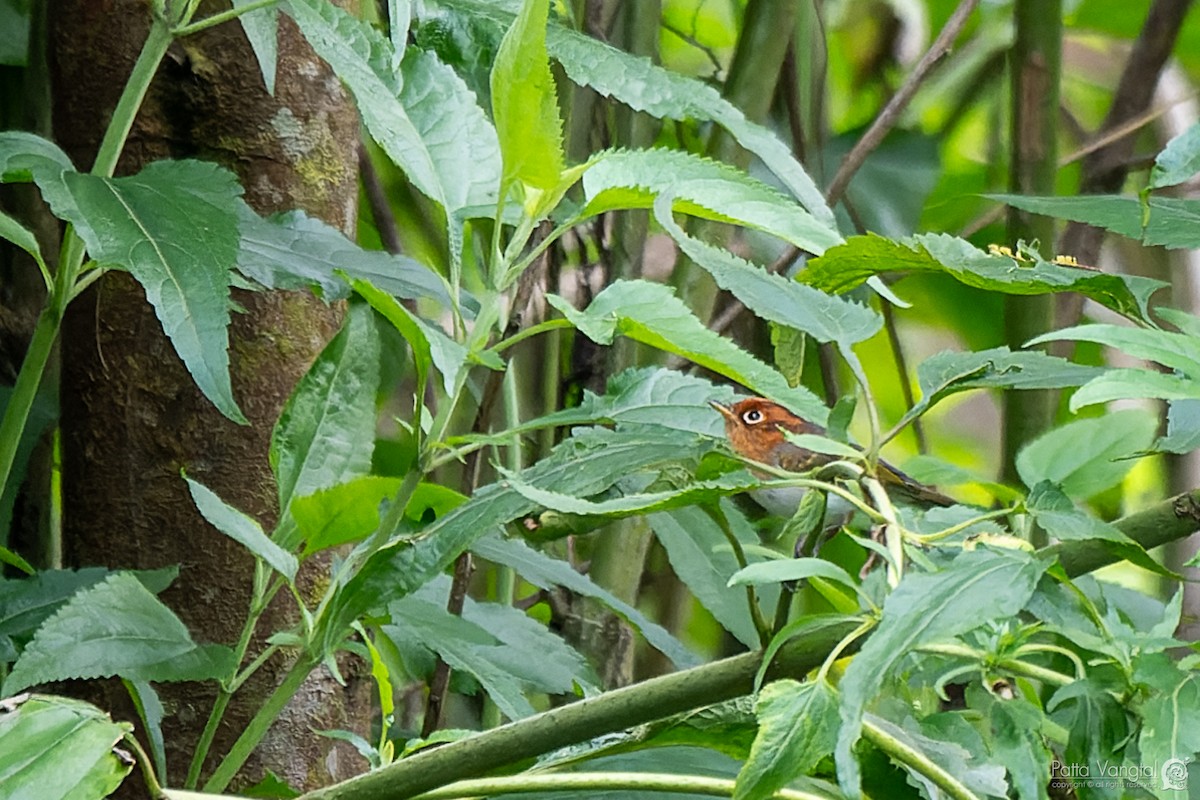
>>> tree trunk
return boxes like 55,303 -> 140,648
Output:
49,1 -> 369,791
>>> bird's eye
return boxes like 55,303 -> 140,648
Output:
742,409 -> 764,424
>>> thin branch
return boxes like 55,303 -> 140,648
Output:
881,300 -> 926,453
660,19 -> 724,78
825,0 -> 981,206
359,143 -> 403,255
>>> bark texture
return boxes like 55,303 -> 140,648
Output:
50,1 -> 368,791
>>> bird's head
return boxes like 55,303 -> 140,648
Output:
709,397 -> 818,463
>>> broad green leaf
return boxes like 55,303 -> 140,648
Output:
0,131 -> 75,212
4,573 -> 234,694
735,679 -> 838,800
237,206 -> 451,305
1068,368 -> 1200,411
650,504 -> 768,650
1138,674 -> 1200,796
1029,323 -> 1200,378
867,714 -> 1008,799
1151,121 -> 1200,189
547,280 -> 828,425
1158,398 -> 1200,454
234,0 -> 279,94
992,193 -> 1200,250
500,469 -> 759,518
1025,482 -> 1135,544
0,567 -> 177,647
291,476 -> 403,556
1156,306 -> 1200,338
384,595 -> 535,720
585,149 -> 841,254
0,209 -> 48,281
1016,410 -> 1156,500
771,324 -> 806,388
835,549 -> 1047,796
490,0 -> 563,192
803,232 -> 1166,323
473,532 -> 699,668
988,697 -> 1052,800
270,302 -> 381,538
0,694 -> 133,800
485,366 -> 734,439
186,478 -> 298,581
654,195 -> 877,346
728,557 -> 858,591
54,161 -> 246,423
330,426 -> 712,650
1047,679 -> 1129,798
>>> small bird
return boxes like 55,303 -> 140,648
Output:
710,397 -> 956,516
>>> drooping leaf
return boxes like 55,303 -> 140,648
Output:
1151,121 -> 1200,189
991,193 -> 1200,250
54,161 -> 246,423
548,280 -> 828,425
1016,410 -> 1156,499
734,679 -> 839,800
186,477 -> 299,581
4,573 -> 234,694
654,195 -> 877,347
835,549 -> 1047,796
584,149 -> 841,254
0,694 -> 133,800
0,131 -> 75,212
728,557 -> 858,592
650,504 -> 770,650
802,232 -> 1165,323
328,426 -> 712,649
490,0 -> 563,192
472,532 -> 699,668
236,205 -> 451,306
0,209 -> 48,281
1028,323 -> 1200,378
234,0 -> 279,94
500,468 -> 759,519
987,697 -> 1052,800
270,302 -> 381,541
124,678 -> 166,781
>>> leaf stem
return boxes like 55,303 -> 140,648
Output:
861,716 -> 980,800
408,772 -> 826,800
124,732 -> 167,800
908,507 -> 1017,545
173,0 -> 278,37
704,502 -> 771,647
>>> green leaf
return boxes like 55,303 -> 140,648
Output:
0,131 -> 74,212
55,160 -> 246,423
124,678 -> 167,781
728,557 -> 858,591
1047,679 -> 1129,797
4,573 -> 235,694
0,545 -> 32,576
654,195 -> 877,346
234,0 -> 278,94
270,302 -> 381,540
735,679 -> 838,800
0,694 -> 133,800
500,468 -> 759,519
331,427 -> 711,654
186,477 -> 299,581
472,532 -> 699,668
1028,323 -> 1200,378
803,232 -> 1166,322
1025,482 -> 1135,544
771,325 -> 806,389
835,549 -> 1048,796
1154,399 -> 1200,454
547,280 -> 828,425
867,713 -> 1008,799
0,209 -> 48,283
585,149 -> 841,254
1152,121 -> 1200,189
781,431 -> 862,461
988,697 -> 1052,800
237,206 -> 451,306
490,0 -> 563,192
291,475 -> 402,557
1016,409 -> 1157,499
1068,368 -> 1200,412
1138,674 -> 1200,793
988,194 -> 1143,239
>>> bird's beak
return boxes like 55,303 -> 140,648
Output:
709,400 -> 734,420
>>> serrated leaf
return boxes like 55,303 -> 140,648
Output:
491,0 -> 563,191
326,426 -> 712,646
270,302 -> 380,541
1152,121 -> 1200,189
4,573 -> 234,694
735,679 -> 838,800
547,279 -> 828,425
500,468 -> 759,518
186,478 -> 298,580
234,0 -> 278,94
650,503 -> 768,650
1025,482 -> 1135,544
237,205 -> 451,306
0,694 -> 133,800
472,532 -> 699,668
585,149 -> 841,254
1029,323 -> 1200,378
835,549 -> 1047,796
53,161 -> 246,423
803,232 -> 1166,323
1016,410 -> 1156,499
728,557 -> 858,590
654,195 -> 876,346
991,193 -> 1200,251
